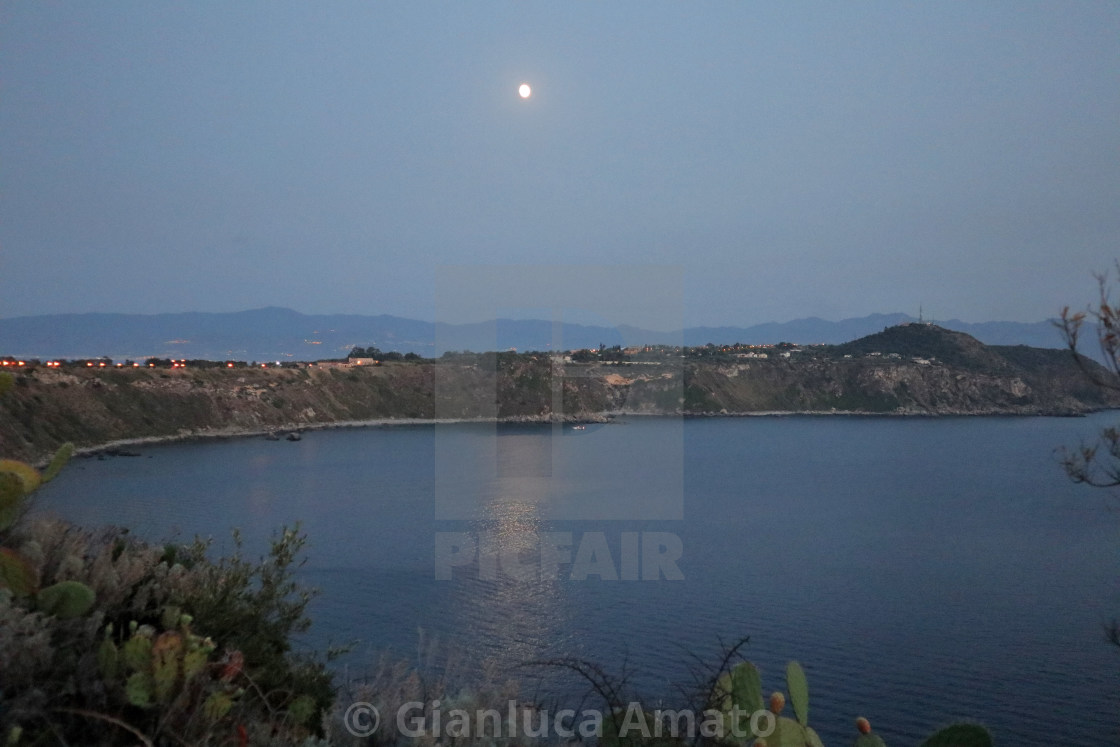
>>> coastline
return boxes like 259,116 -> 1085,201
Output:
64,414 -> 603,465
6,330 -> 1115,466
56,405 -> 1107,467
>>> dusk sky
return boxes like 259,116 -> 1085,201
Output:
2,2 -> 1118,329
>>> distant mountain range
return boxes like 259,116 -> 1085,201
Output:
0,307 -> 1068,361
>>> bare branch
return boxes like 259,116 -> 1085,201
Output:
1056,269 -> 1120,391
525,655 -> 637,738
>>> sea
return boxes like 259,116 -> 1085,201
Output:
34,414 -> 1120,745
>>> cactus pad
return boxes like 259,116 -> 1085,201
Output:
0,547 -> 39,596
786,661 -> 809,726
0,460 -> 41,495
37,580 -> 96,618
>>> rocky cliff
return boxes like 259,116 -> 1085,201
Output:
0,325 -> 1115,463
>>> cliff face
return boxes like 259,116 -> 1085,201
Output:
680,355 -> 1107,415
681,325 -> 1115,414
0,325 -> 1115,463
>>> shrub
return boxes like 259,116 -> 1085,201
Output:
0,448 -> 334,745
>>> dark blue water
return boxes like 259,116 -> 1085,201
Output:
35,416 -> 1120,745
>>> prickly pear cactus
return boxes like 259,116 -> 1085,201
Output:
98,625 -> 119,680
732,660 -> 764,714
0,459 -> 41,495
114,616 -> 230,717
0,546 -> 38,596
718,660 -> 764,739
126,671 -> 155,708
152,631 -> 185,703
0,445 -> 95,616
202,691 -> 234,721
777,661 -> 824,747
0,472 -> 25,532
37,580 -> 96,618
851,716 -> 886,747
122,625 -> 154,672
786,661 -> 808,726
717,661 -> 823,747
712,657 -> 993,747
768,705 -> 823,747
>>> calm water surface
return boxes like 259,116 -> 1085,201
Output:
36,415 -> 1120,745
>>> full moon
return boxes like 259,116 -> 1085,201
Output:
518,83 -> 532,99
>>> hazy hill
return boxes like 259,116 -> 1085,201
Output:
0,308 -> 1066,361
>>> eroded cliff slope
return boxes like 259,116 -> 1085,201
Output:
0,325 -> 1114,463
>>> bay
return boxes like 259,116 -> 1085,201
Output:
34,414 -> 1120,745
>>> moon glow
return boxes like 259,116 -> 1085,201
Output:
518,83 -> 532,99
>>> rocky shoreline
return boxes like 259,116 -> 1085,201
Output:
58,405 -> 1109,469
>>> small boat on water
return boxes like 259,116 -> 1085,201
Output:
571,425 -> 586,430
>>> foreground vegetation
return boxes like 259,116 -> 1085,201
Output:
1,455 -> 333,743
